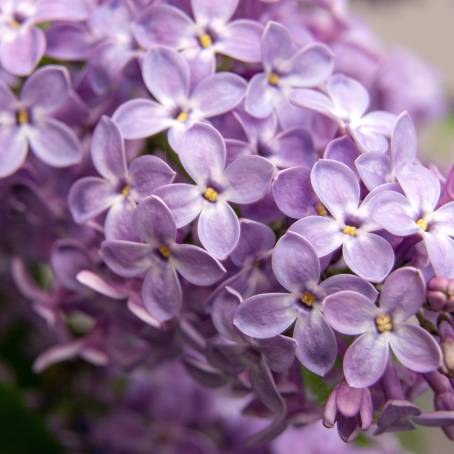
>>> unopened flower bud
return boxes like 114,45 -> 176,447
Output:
427,276 -> 454,311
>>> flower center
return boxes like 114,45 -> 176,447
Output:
375,313 -> 393,333
121,185 -> 131,197
416,218 -> 427,231
203,187 -> 218,203
300,291 -> 316,308
343,225 -> 357,236
158,245 -> 171,259
10,19 -> 20,29
316,203 -> 327,216
199,33 -> 213,49
267,72 -> 280,86
16,109 -> 29,125
176,111 -> 188,122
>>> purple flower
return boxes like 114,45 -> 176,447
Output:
69,116 -> 175,240
324,267 -> 442,388
291,74 -> 396,152
154,123 -> 274,259
0,0 -> 89,75
245,21 -> 334,119
101,196 -> 225,322
133,0 -> 263,84
289,159 -> 395,282
112,46 -> 246,148
234,231 -> 378,376
0,65 -> 82,177
370,163 -> 454,278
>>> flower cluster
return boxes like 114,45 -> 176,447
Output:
2,0 -> 453,450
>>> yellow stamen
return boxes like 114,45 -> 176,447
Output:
121,185 -> 131,197
343,225 -> 357,236
267,72 -> 280,86
176,111 -> 188,122
316,203 -> 327,216
17,110 -> 29,124
203,187 -> 218,203
416,218 -> 427,231
199,33 -> 213,49
10,20 -> 20,29
158,245 -> 171,258
300,291 -> 316,308
375,313 -> 393,333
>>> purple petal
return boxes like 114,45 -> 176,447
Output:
230,219 -> 275,267
343,233 -> 395,283
234,293 -> 296,338
311,159 -> 360,220
132,5 -> 194,49
219,20 -> 262,62
212,287 -> 242,340
256,336 -> 297,373
0,127 -> 28,177
68,177 -> 117,223
171,243 -> 225,285
351,127 -> 388,154
274,128 -> 316,168
294,312 -> 337,376
380,267 -> 425,322
35,0 -> 89,21
389,324 -> 442,373
104,199 -> 137,241
29,119 -> 81,167
191,73 -> 246,118
289,216 -> 344,257
323,291 -> 377,335
344,333 -> 389,388
154,183 -> 203,228
45,23 -> 90,61
397,164 -> 440,213
424,233 -> 454,280
1,26 -> 45,76
286,44 -> 334,87
0,81 -> 17,109
129,156 -> 175,199
142,47 -> 189,106
198,202 -> 240,259
272,232 -> 320,292
432,202 -> 454,237
91,116 -> 127,182
272,166 -> 315,219
142,265 -> 182,322
191,0 -> 238,23
21,65 -> 69,112
355,151 -> 391,190
33,341 -> 82,372
225,155 -> 274,204
391,112 -> 417,172
101,240 -> 152,278
413,412 -> 454,427
324,136 -> 360,173
290,88 -> 336,118
245,73 -> 276,119
135,196 -> 176,245
112,99 -> 172,140
261,21 -> 293,69
327,74 -> 369,120
321,274 -> 378,302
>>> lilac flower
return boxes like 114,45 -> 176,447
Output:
370,163 -> 454,278
133,0 -> 263,84
0,65 -> 82,177
234,231 -> 378,376
289,159 -> 395,282
356,112 -> 418,190
245,21 -> 334,119
154,123 -> 274,259
291,74 -> 396,152
101,195 -> 225,322
69,116 -> 175,240
0,0 -> 89,75
113,46 -> 246,148
228,108 -> 317,168
324,267 -> 442,388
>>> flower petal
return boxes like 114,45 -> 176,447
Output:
389,324 -> 442,373
272,231 -> 320,293
323,290 -> 377,335
424,232 -> 454,280
344,333 -> 389,388
191,0 -> 238,24
379,267 -> 425,322
391,112 -> 417,173
294,312 -> 337,376
245,73 -> 276,119
274,128 -> 316,168
311,159 -> 360,220
321,274 -> 378,302
261,21 -> 293,69
355,151 -> 391,191
142,47 -> 189,106
0,127 -> 28,178
343,233 -> 394,283
29,119 -> 81,167
104,198 -> 137,241
234,293 -> 296,339
198,201 -> 239,259
289,215 -> 343,257
431,202 -> 454,237
324,135 -> 360,173
256,335 -> 297,373
219,19 -> 262,62
171,243 -> 225,285
290,88 -> 336,118
112,99 -> 172,140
